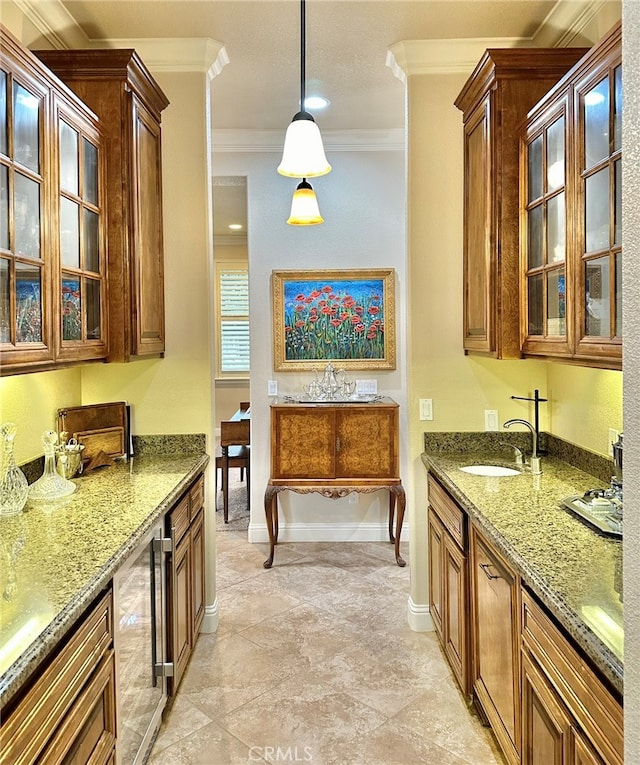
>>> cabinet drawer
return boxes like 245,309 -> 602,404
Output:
428,475 -> 466,549
39,651 -> 116,765
521,589 -> 623,765
169,492 -> 190,544
190,474 -> 205,520
0,590 -> 113,765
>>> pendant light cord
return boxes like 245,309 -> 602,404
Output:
300,0 -> 306,110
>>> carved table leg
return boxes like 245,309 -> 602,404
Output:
263,485 -> 281,568
389,485 -> 406,567
388,491 -> 397,543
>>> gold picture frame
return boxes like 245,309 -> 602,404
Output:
272,268 -> 396,371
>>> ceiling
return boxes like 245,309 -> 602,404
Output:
53,0 -> 605,235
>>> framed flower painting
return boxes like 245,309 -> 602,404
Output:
271,268 -> 396,371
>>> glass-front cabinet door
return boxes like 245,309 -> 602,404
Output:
54,97 -> 106,363
0,25 -> 107,373
0,58 -> 54,369
522,98 -> 572,359
574,54 -> 622,363
519,21 -> 621,370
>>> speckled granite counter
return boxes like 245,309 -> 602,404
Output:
0,436 -> 209,709
421,434 -> 622,696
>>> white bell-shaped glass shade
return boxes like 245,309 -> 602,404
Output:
287,180 -> 324,225
278,113 -> 331,178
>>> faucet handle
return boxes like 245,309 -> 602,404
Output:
500,441 -> 524,466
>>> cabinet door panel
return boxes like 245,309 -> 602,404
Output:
132,98 -> 165,355
272,408 -> 335,479
444,536 -> 468,694
471,528 -> 520,764
191,509 -> 205,638
521,650 -> 568,765
428,513 -> 444,640
335,408 -> 397,478
169,535 -> 191,694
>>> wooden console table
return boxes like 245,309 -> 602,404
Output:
263,398 -> 406,568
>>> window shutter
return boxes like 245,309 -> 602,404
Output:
218,266 -> 249,374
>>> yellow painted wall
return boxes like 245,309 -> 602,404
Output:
0,369 -> 82,463
80,69 -> 213,447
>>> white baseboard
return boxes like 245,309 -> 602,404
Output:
407,596 -> 434,632
248,521 -> 410,544
200,597 -> 219,633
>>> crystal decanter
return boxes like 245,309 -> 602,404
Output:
0,422 -> 29,517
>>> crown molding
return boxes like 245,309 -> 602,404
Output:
212,128 -> 405,153
214,235 -> 247,246
387,0 -> 615,78
92,37 -> 227,74
12,0 -> 90,48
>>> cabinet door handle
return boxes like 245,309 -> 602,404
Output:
480,562 -> 500,580
336,436 -> 341,452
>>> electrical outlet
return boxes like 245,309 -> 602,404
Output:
268,380 -> 278,396
356,379 -> 377,395
608,428 -> 619,457
484,410 -> 499,431
419,398 -> 433,421
348,492 -> 358,504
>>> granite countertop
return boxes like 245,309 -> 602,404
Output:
0,437 -> 209,709
422,437 -> 622,696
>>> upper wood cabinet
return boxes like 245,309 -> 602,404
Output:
35,49 -> 170,363
269,401 -> 400,484
520,23 -> 622,369
0,26 -> 108,374
454,49 -> 587,359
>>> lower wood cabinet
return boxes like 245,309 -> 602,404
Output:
521,589 -> 622,765
166,474 -> 206,695
427,475 -> 469,694
0,590 -> 116,765
470,524 -> 521,765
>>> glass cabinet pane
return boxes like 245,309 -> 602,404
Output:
585,257 -> 611,337
84,209 -> 99,272
614,66 -> 622,151
85,278 -> 101,339
547,193 -> 565,263
547,270 -> 566,336
0,165 -> 7,250
60,197 -> 80,268
0,70 -> 7,156
61,276 -> 81,341
0,258 -> 8,342
14,173 -> 40,258
585,168 -> 609,253
615,252 -> 622,337
16,262 -> 42,342
13,83 -> 40,173
614,159 -> 621,246
59,121 -> 79,195
528,205 -> 543,269
546,117 -> 565,191
528,274 -> 543,336
83,138 -> 98,206
528,135 -> 543,202
584,78 -> 609,169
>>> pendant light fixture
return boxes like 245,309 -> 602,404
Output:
287,179 -> 324,225
277,0 -> 331,178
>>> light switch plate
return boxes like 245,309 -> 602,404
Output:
268,380 -> 278,396
356,379 -> 377,395
419,398 -> 433,421
485,410 -> 499,431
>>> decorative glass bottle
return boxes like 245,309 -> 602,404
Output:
0,422 -> 29,516
28,430 -> 76,501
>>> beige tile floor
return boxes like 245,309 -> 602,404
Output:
148,515 -> 505,764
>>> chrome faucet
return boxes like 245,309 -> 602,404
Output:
499,442 -> 524,466
503,418 -> 542,474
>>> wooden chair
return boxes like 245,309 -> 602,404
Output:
216,418 -> 250,523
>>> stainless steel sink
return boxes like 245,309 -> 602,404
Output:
460,465 -> 520,477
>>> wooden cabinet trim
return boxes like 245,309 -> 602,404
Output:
428,475 -> 466,549
0,590 -> 113,765
521,589 -> 622,765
